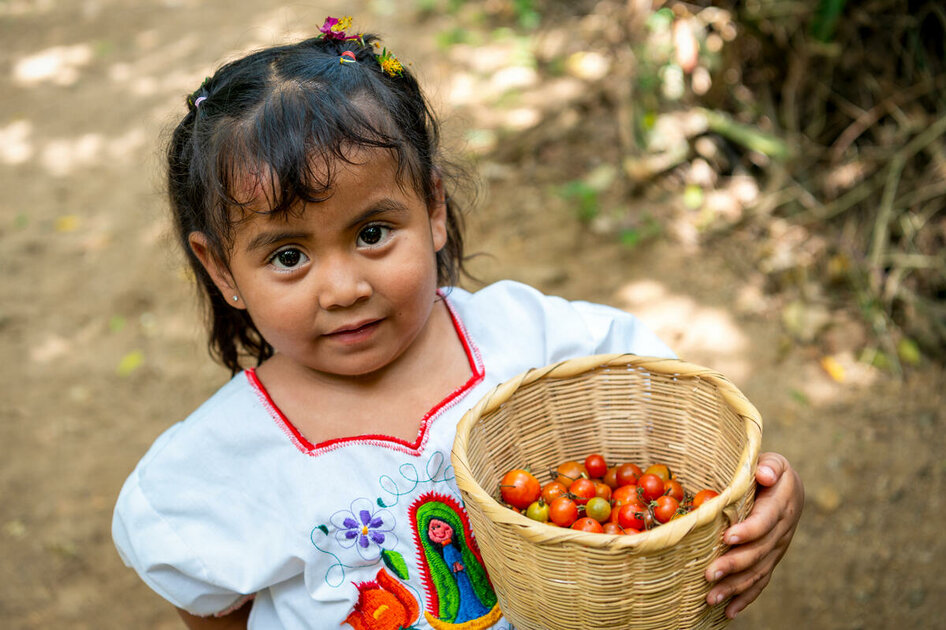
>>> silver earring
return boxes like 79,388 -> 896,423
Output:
232,295 -> 239,302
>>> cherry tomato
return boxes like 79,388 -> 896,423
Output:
617,502 -> 646,530
525,500 -> 549,523
499,469 -> 541,510
692,489 -> 719,508
602,522 -> 626,535
584,453 -> 608,479
549,496 -> 579,527
584,496 -> 612,523
553,460 -> 588,486
593,481 -> 612,501
571,517 -> 604,533
568,477 -> 597,506
611,484 -> 639,506
653,495 -> 680,523
664,479 -> 684,502
541,481 -> 568,505
615,462 -> 643,488
603,466 -> 620,489
637,473 -> 665,503
644,463 -> 672,482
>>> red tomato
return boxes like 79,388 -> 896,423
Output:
554,460 -> 588,486
584,496 -> 612,523
584,453 -> 608,479
500,469 -> 541,509
611,484 -> 639,506
541,481 -> 568,505
664,479 -> 684,502
644,463 -> 672,482
603,466 -> 619,489
571,517 -> 604,533
568,477 -> 597,506
692,489 -> 719,508
637,473 -> 665,503
617,502 -> 646,530
653,495 -> 680,523
549,496 -> 579,527
602,522 -> 626,535
593,481 -> 612,501
615,462 -> 643,487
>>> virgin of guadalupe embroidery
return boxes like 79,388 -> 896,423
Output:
409,493 -> 501,629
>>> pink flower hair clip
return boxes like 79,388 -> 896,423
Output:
318,16 -> 361,42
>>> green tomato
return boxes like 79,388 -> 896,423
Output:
585,496 -> 612,523
525,500 -> 550,523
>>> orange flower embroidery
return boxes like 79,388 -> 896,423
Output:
345,568 -> 420,630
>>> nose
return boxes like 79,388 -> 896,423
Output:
316,253 -> 372,310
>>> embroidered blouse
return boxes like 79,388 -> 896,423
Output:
112,280 -> 675,629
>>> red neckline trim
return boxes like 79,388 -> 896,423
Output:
246,291 -> 484,457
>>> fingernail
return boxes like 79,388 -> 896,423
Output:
759,465 -> 774,479
714,593 -> 725,605
713,570 -> 724,581
726,535 -> 740,545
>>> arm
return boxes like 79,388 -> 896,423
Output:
176,600 -> 251,630
704,452 -> 804,618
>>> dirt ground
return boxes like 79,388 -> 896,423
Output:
2,1 -> 944,628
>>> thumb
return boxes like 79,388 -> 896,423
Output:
755,451 -> 788,487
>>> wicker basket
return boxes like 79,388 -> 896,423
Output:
451,354 -> 762,630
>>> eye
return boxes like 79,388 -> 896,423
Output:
357,224 -> 391,247
270,247 -> 308,270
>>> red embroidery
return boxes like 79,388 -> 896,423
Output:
247,291 -> 485,457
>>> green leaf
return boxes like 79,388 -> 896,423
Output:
116,350 -> 144,377
810,0 -> 847,43
381,549 -> 410,580
897,338 -> 922,366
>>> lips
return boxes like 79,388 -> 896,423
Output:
323,319 -> 383,343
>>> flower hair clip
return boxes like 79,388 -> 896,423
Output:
375,44 -> 403,77
318,16 -> 362,42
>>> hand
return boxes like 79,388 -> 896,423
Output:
704,451 -> 804,618
452,561 -> 464,573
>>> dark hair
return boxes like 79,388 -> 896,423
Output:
167,33 -> 469,374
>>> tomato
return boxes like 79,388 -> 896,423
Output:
568,477 -> 597,506
553,460 -> 588,486
603,466 -> 619,489
499,469 -> 541,510
585,496 -> 612,523
584,453 -> 608,479
525,500 -> 550,523
593,481 -> 612,501
615,462 -> 643,488
541,481 -> 568,505
617,502 -> 646,530
611,484 -> 639,506
602,522 -> 626,535
644,463 -> 672,483
653,495 -> 680,523
664,479 -> 684,502
692,489 -> 719,508
571,517 -> 604,533
637,473 -> 665,503
549,496 -> 579,527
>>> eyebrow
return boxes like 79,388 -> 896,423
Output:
346,199 -> 410,229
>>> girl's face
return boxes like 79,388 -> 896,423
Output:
192,148 -> 447,379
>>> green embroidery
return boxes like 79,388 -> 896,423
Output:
382,549 -> 410,581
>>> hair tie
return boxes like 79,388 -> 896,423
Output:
194,96 -> 207,108
339,50 -> 357,65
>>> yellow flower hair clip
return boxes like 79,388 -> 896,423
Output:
373,42 -> 404,77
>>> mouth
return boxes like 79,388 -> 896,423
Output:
324,319 -> 383,339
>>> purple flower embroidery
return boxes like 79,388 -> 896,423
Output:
330,498 -> 397,561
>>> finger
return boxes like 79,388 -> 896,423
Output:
707,520 -> 787,582
755,452 -> 788,486
724,570 -> 772,618
706,545 -> 778,604
719,487 -> 783,547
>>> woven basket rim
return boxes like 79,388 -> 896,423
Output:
451,353 -> 763,553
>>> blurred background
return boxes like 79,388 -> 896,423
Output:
1,0 -> 943,628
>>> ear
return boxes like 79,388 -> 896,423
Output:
188,232 -> 246,310
427,171 -> 448,253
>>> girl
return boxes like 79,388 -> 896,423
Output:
113,17 -> 803,630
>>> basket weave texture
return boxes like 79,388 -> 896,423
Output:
452,354 -> 763,630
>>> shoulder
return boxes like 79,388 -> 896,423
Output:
443,280 -> 676,370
